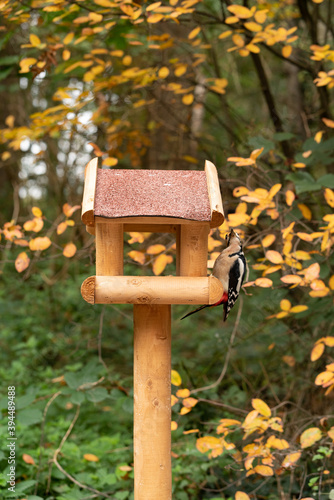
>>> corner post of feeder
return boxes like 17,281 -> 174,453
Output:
96,219 -> 123,276
178,223 -> 210,277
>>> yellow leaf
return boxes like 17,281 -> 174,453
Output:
180,406 -> 191,415
171,394 -> 178,406
23,453 -> 35,465
293,250 -> 311,261
57,222 -> 68,235
174,64 -> 187,76
292,162 -> 306,168
29,236 -> 52,251
329,275 -> 334,290
171,369 -> 182,386
323,337 -> 334,347
286,189 -> 296,206
30,34 -> 41,46
146,1 -> 161,11
280,299 -> 291,311
282,451 -> 301,468
216,419 -> 241,434
262,234 -> 276,247
63,203 -> 81,217
63,32 -> 74,44
176,388 -> 190,398
19,58 -> 37,73
182,93 -> 194,105
128,250 -> 145,265
147,244 -> 166,255
188,26 -> 201,39
83,453 -> 99,462
227,4 -> 253,18
266,436 -> 289,449
110,50 -> 124,57
147,13 -> 164,23
296,232 -> 313,242
250,147 -> 264,161
315,371 -> 334,386
218,31 -> 232,39
254,277 -> 273,288
252,398 -> 271,417
324,188 -> 334,208
158,66 -> 170,78
300,427 -> 322,448
298,203 -> 312,220
5,115 -> 15,128
328,427 -> 334,440
282,45 -> 292,58
32,206 -> 42,217
152,254 -> 172,275
235,492 -> 250,500
254,10 -> 267,23
196,436 -> 224,457
252,464 -> 274,476
122,55 -> 132,66
63,242 -> 77,258
102,157 -> 118,167
15,252 -> 30,273
322,117 -> 334,128
63,49 -> 71,61
266,250 -> 283,264
182,397 -> 198,408
24,218 -> 44,233
276,311 -> 289,319
171,421 -> 178,431
225,16 -> 239,24
232,34 -> 244,47
311,342 -> 324,361
314,131 -> 324,143
13,239 -> 29,247
290,305 -> 308,313
244,21 -> 262,32
183,428 -> 199,434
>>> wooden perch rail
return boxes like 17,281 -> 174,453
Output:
81,275 -> 224,305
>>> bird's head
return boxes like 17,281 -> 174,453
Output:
225,229 -> 242,247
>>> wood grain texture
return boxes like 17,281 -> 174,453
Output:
96,221 -> 123,276
81,157 -> 98,226
80,275 -> 224,305
179,223 -> 210,277
205,160 -> 224,228
133,304 -> 171,500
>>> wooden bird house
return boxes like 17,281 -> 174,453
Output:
80,157 -> 225,500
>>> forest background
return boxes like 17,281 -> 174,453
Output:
0,0 -> 334,499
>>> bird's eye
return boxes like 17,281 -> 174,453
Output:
225,234 -> 228,240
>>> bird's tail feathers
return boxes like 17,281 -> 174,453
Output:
180,304 -> 210,320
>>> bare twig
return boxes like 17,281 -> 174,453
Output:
50,406 -> 112,498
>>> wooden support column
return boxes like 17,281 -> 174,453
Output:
96,222 -> 123,276
133,304 -> 172,500
178,223 -> 209,277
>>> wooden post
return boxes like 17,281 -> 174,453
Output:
133,304 -> 172,500
96,222 -> 123,276
179,223 -> 209,277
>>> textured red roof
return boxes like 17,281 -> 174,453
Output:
94,169 -> 211,221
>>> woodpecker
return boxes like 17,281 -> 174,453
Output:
181,229 -> 246,321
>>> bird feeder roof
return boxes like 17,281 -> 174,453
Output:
82,158 -> 224,228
